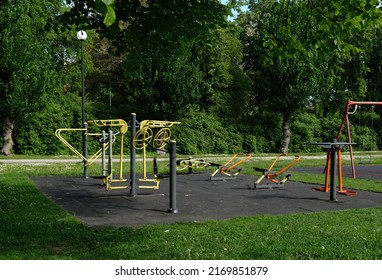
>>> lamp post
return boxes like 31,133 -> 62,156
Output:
77,30 -> 88,178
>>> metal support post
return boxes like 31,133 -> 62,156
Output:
102,130 -> 106,177
129,113 -> 137,196
330,139 -> 337,201
167,140 -> 178,213
188,156 -> 193,174
83,122 -> 88,178
77,30 -> 88,179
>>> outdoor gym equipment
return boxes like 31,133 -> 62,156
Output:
176,153 -> 251,180
88,119 -> 129,190
55,119 -> 129,190
336,100 -> 382,178
132,119 -> 180,189
310,140 -> 357,200
253,153 -> 300,189
176,157 -> 211,172
209,153 -> 252,180
55,127 -> 88,163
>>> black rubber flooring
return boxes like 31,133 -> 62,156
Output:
32,167 -> 382,227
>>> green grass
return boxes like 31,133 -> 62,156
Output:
1,155 -> 382,260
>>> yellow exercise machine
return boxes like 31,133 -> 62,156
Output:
88,119 -> 128,190
209,153 -> 252,180
132,120 -> 180,189
55,119 -> 129,190
176,158 -> 212,172
176,153 -> 251,180
253,153 -> 300,189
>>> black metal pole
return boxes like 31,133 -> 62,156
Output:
167,140 -> 178,213
330,139 -> 337,201
129,113 -> 137,196
102,130 -> 106,177
188,156 -> 193,174
81,39 -> 88,178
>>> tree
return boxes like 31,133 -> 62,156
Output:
60,0 -> 230,120
239,0 -> 382,152
0,0 -> 59,155
104,0 -> 230,120
240,0 -> 321,152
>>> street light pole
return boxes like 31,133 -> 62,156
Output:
77,30 -> 88,178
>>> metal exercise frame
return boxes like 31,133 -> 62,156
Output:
253,153 -> 300,189
176,153 -> 252,180
336,100 -> 382,178
176,157 -> 212,173
209,153 -> 252,180
132,119 -> 180,189
311,140 -> 357,200
55,119 -> 128,190
89,119 -> 129,190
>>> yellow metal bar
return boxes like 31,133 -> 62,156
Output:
89,119 -> 128,187
56,128 -> 114,166
85,135 -> 116,166
142,142 -> 147,179
139,120 -> 181,129
223,153 -> 239,168
89,119 -> 128,134
56,119 -> 130,191
255,174 -> 265,184
138,178 -> 160,189
268,153 -> 284,172
55,128 -> 87,161
210,168 -> 220,177
223,153 -> 251,172
119,134 -> 124,180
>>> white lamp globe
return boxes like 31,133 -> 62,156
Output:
77,30 -> 87,41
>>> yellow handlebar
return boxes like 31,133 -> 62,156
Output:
139,120 -> 181,129
88,119 -> 128,134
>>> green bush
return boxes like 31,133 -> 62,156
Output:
320,114 -> 344,143
15,92 -> 83,155
172,110 -> 244,155
290,112 -> 322,153
247,112 -> 283,153
352,126 -> 378,151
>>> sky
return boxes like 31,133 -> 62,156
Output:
220,0 -> 248,10
220,0 -> 249,20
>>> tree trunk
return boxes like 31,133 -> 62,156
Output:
281,114 -> 291,154
1,116 -> 15,156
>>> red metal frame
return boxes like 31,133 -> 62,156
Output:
336,100 -> 382,178
313,148 -> 357,196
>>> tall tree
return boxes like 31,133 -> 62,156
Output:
240,0 -> 382,152
0,0 -> 59,155
61,0 -> 230,120
240,0 -> 321,152
107,0 -> 229,120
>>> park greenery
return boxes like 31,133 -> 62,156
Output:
1,0 -> 382,157
0,157 -> 381,259
1,0 -> 382,261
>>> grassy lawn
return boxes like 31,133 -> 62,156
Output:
0,154 -> 382,260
